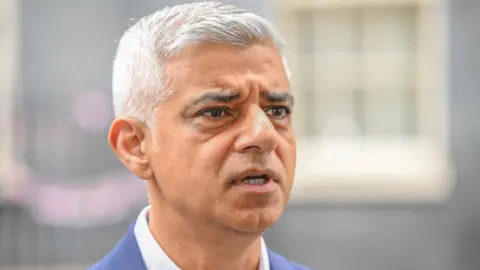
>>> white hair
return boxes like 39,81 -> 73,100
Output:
112,1 -> 291,125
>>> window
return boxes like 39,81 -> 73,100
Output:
294,7 -> 418,138
0,0 -> 18,199
276,0 -> 454,202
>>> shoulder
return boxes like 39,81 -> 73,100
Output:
267,248 -> 312,270
87,222 -> 146,270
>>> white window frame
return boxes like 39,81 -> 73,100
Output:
275,0 -> 455,203
0,0 -> 19,199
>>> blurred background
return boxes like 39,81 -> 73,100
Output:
0,0 -> 478,269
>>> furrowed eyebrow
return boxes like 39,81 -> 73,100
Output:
190,91 -> 241,105
181,88 -> 294,116
261,90 -> 294,106
181,88 -> 241,115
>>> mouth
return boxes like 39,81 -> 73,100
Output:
240,175 -> 269,185
230,169 -> 278,193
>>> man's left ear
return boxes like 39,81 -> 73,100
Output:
108,118 -> 154,180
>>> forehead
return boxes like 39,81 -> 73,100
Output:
164,43 -> 290,92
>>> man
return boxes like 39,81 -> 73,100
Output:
90,2 -> 309,269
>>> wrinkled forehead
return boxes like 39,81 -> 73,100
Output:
163,42 -> 290,93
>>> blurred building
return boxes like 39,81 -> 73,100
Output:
276,0 -> 453,202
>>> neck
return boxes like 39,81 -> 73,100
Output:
147,190 -> 264,270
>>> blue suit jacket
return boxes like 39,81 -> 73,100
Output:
89,221 -> 310,270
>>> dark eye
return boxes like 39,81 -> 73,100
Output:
201,107 -> 229,118
266,106 -> 290,119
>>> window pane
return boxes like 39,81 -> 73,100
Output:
315,90 -> 361,138
312,9 -> 361,138
362,52 -> 416,92
314,9 -> 361,53
315,54 -> 360,92
294,12 -> 316,137
360,6 -> 418,137
363,90 -> 417,136
361,7 -> 417,52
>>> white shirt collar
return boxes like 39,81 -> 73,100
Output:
134,206 -> 270,270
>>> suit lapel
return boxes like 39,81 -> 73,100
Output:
92,221 -> 147,270
268,248 -> 295,270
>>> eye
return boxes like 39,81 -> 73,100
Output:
265,106 -> 291,119
200,107 -> 230,119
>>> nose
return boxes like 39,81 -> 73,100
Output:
234,106 -> 278,153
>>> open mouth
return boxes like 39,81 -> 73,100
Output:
231,170 -> 277,193
240,175 -> 269,185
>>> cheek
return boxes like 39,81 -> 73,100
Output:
277,139 -> 296,185
154,136 -> 233,190
279,130 -> 296,164
198,135 -> 235,169
149,134 -> 195,186
284,146 -> 296,175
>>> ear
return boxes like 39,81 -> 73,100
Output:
108,118 -> 154,180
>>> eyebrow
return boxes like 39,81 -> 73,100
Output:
261,91 -> 294,106
190,89 -> 240,106
182,88 -> 294,115
181,89 -> 241,115
189,89 -> 241,107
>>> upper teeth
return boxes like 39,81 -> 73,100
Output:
241,176 -> 267,185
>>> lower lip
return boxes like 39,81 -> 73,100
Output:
233,179 -> 277,194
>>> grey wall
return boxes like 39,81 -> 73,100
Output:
0,0 -> 479,269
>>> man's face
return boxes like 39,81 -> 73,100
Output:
147,43 -> 295,233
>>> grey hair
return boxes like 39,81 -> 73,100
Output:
112,1 -> 291,125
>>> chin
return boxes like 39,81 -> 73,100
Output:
227,204 -> 284,234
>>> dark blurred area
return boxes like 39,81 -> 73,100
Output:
0,0 -> 479,269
